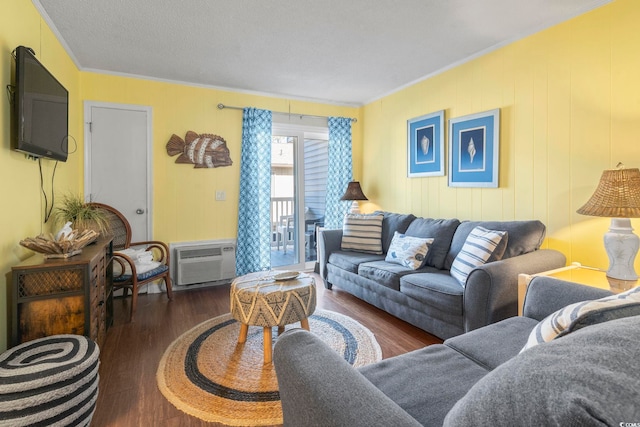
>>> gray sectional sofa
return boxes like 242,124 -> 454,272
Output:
274,276 -> 640,426
318,211 -> 566,339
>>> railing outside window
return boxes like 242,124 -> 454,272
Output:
271,197 -> 294,245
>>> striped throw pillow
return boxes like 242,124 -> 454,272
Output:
341,213 -> 384,254
450,226 -> 507,287
521,286 -> 640,352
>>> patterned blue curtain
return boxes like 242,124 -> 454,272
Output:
236,108 -> 272,276
324,117 -> 353,229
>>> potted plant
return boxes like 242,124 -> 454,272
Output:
52,194 -> 110,235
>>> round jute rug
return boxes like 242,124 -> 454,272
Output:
156,308 -> 382,426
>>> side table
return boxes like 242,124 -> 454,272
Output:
517,262 -> 638,316
230,271 -> 316,363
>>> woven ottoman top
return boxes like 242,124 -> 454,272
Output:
230,271 -> 316,328
0,334 -> 100,427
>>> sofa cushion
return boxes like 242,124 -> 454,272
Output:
358,261 -> 421,291
385,232 -> 434,270
444,316 -> 538,370
405,218 -> 461,270
360,344 -> 489,427
450,226 -> 507,286
341,213 -> 384,254
445,220 -> 546,270
444,315 -> 640,426
521,286 -> 640,351
328,251 -> 385,274
375,211 -> 417,253
400,273 -> 464,315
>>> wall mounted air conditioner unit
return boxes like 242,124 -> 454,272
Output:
174,241 -> 236,286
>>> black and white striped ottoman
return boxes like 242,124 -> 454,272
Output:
0,335 -> 100,426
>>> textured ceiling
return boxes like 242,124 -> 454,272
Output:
34,0 -> 610,106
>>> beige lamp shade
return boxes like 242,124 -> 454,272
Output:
340,181 -> 368,201
577,168 -> 640,218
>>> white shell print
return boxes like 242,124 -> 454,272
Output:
421,135 -> 430,155
467,138 -> 476,164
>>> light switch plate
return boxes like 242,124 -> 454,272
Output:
215,190 -> 226,201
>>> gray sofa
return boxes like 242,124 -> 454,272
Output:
318,212 -> 566,339
274,276 -> 640,426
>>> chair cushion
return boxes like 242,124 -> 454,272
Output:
359,344 -> 489,427
404,218 -> 461,270
450,226 -> 507,287
400,273 -> 464,315
328,251 -> 385,274
521,286 -> 640,351
341,213 -> 384,254
444,316 -> 539,370
385,232 -> 434,270
114,264 -> 169,282
444,316 -> 640,427
358,261 -> 421,292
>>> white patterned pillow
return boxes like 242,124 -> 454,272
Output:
521,286 -> 640,352
385,232 -> 434,270
450,226 -> 507,287
341,213 -> 384,254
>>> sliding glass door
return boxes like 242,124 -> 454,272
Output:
270,124 -> 328,270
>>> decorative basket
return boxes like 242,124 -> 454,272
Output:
20,229 -> 99,258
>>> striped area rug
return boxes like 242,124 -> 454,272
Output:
157,309 -> 381,426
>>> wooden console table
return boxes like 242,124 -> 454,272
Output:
11,237 -> 114,348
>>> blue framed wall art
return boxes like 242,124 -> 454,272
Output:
407,110 -> 444,177
448,109 -> 500,187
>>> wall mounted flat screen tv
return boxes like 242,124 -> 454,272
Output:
12,46 -> 69,162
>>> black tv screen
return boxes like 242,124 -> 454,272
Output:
13,46 -> 69,162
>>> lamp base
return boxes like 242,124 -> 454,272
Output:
604,218 -> 639,281
349,201 -> 361,214
606,276 -> 638,293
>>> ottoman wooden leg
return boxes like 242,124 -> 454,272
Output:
300,318 -> 310,331
238,323 -> 248,343
263,327 -> 273,364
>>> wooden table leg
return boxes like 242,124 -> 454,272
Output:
238,323 -> 248,343
263,327 -> 273,364
300,318 -> 310,331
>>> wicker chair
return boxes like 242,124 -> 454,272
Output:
89,203 -> 173,321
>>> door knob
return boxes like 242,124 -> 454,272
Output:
136,209 -> 145,214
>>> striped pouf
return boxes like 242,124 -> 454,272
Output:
0,335 -> 100,427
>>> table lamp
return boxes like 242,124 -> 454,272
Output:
576,165 -> 640,281
341,181 -> 368,214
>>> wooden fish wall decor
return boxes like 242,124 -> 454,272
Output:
166,131 -> 232,168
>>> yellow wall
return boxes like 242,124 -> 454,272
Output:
80,74 -> 361,244
361,0 -> 640,273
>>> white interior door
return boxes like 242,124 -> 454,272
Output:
84,102 -> 152,243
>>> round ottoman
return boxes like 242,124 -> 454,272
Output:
0,335 -> 100,426
230,271 -> 316,363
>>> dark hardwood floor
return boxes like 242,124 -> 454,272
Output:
91,274 -> 441,426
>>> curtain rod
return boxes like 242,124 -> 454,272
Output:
217,103 -> 357,123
